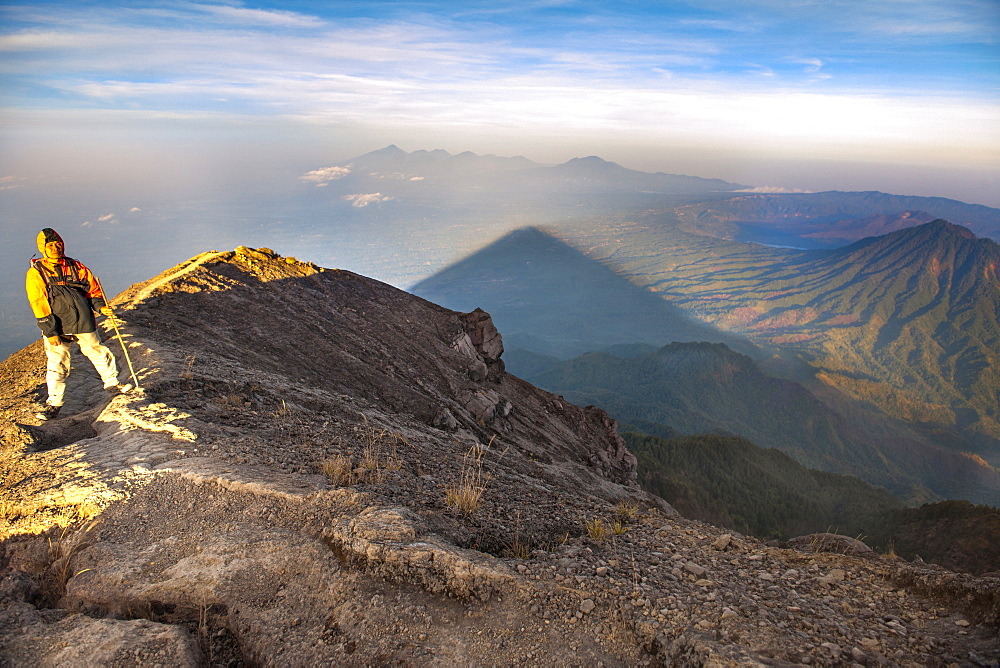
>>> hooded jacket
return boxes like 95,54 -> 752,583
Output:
26,229 -> 108,338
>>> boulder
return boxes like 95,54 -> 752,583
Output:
784,533 -> 873,556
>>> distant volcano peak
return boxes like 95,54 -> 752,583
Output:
926,218 -> 977,239
564,155 -> 621,168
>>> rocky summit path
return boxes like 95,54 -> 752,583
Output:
1,246 -> 998,666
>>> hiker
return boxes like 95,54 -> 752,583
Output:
25,228 -> 128,420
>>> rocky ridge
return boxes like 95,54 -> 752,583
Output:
1,246 -> 998,666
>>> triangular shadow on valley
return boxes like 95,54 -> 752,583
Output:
411,227 -> 761,360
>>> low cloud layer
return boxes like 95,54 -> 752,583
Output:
82,212 -> 117,227
0,176 -> 25,191
300,166 -> 352,187
343,193 -> 393,208
737,186 -> 813,194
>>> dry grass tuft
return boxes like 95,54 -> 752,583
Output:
507,532 -> 531,559
445,441 -> 493,516
615,500 -> 639,522
585,517 -> 609,542
322,455 -> 355,486
43,513 -> 99,602
884,539 -> 898,560
505,511 -> 531,559
357,415 -> 407,483
320,414 -> 409,486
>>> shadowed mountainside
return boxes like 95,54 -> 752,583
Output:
516,341 -> 1000,505
412,226 -> 759,360
412,221 -> 1000,503
624,431 -> 903,541
866,500 -> 1000,577
2,247 -> 998,665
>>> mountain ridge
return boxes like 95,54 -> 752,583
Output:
570,218 -> 1000,445
329,146 -> 746,194
3,247 -> 998,664
674,191 -> 1000,245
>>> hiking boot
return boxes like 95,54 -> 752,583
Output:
104,383 -> 133,397
36,404 -> 61,421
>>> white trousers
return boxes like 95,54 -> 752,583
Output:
43,331 -> 119,407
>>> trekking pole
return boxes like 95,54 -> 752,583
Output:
94,275 -> 142,391
106,308 -> 142,391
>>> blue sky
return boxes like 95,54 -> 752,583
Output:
1,0 -> 998,203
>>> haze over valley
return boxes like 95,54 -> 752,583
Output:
4,145 -> 999,510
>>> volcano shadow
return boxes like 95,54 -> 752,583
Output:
411,227 -> 760,360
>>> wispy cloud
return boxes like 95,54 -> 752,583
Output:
82,212 -> 119,227
0,175 -> 25,190
737,186 -> 813,194
791,57 -> 831,81
841,0 -> 999,39
344,193 -> 393,207
192,3 -> 326,28
300,166 -> 352,186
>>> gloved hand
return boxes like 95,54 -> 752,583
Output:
99,306 -> 114,317
46,335 -> 63,347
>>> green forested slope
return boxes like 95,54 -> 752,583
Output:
626,431 -> 1000,575
625,431 -> 902,539
518,341 -> 1000,505
529,342 -> 874,471
867,500 -> 1000,576
583,220 -> 1000,444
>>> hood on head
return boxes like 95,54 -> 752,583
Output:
36,228 -> 64,255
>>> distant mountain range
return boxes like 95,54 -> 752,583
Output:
322,145 -> 746,196
313,146 -> 1000,244
673,191 -> 1000,246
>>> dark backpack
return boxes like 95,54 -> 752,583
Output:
31,257 -> 86,301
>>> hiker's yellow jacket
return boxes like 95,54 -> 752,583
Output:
26,258 -> 107,338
